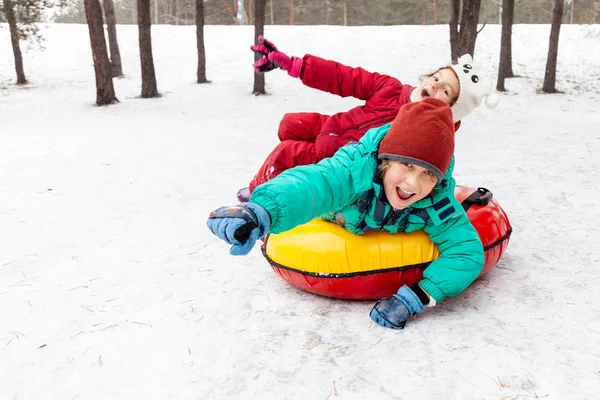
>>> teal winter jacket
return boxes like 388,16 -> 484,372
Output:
250,123 -> 484,302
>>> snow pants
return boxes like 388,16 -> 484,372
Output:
248,112 -> 358,192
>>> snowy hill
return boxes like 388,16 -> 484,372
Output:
1,23 -> 600,399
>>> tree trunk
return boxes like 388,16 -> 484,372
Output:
343,0 -> 347,26
196,0 -> 208,83
253,0 -> 266,95
103,0 -> 123,77
289,0 -> 294,25
543,0 -> 565,93
323,0 -> 327,24
84,0 -> 118,105
449,0 -> 460,61
137,0 -> 160,97
270,0 -> 274,24
4,0 -> 27,84
458,0 -> 482,57
497,0 -> 515,91
173,0 -> 178,24
434,0 -> 438,24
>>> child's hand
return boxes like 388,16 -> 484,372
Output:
206,203 -> 271,256
251,35 -> 279,74
250,35 -> 302,78
369,285 -> 425,330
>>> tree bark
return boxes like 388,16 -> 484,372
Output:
458,0 -> 482,57
84,0 -> 118,105
253,0 -> 266,95
173,0 -> 178,24
270,0 -> 274,24
103,0 -> 123,77
137,0 -> 160,97
289,0 -> 294,25
543,0 -> 565,93
449,0 -> 460,61
497,0 -> 515,91
343,0 -> 347,26
4,0 -> 27,84
196,0 -> 208,83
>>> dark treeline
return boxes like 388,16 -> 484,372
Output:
53,0 -> 599,25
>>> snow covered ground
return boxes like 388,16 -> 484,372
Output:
1,23 -> 600,399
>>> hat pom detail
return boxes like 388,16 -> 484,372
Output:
485,93 -> 500,109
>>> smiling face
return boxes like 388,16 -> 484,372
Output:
380,160 -> 438,210
414,68 -> 460,105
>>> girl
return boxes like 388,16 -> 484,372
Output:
236,36 -> 498,202
208,99 -> 484,330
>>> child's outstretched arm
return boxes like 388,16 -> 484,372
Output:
299,55 -> 401,101
370,207 -> 484,330
207,128 -> 381,255
420,211 -> 485,302
251,36 -> 400,101
250,140 -> 376,234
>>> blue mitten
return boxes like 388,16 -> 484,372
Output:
207,202 -> 270,256
370,285 -> 425,330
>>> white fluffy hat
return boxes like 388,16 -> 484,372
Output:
450,54 -> 500,121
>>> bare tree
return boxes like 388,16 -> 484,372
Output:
497,0 -> 515,91
103,0 -> 123,77
457,0 -> 482,57
449,0 -> 460,61
196,0 -> 209,83
137,0 -> 159,97
253,0 -> 266,95
3,0 -> 27,84
84,0 -> 118,105
543,0 -> 565,93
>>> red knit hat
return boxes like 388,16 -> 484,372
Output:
378,98 -> 455,182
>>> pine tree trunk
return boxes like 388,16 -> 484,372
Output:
543,0 -> 565,93
137,0 -> 159,97
84,0 -> 118,105
4,0 -> 27,84
449,0 -> 460,61
103,0 -> 123,77
196,0 -> 208,83
253,0 -> 266,95
458,0 -> 482,57
497,0 -> 515,91
343,0 -> 347,26
289,0 -> 294,25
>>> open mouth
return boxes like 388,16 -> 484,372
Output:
421,88 -> 430,98
396,187 -> 415,201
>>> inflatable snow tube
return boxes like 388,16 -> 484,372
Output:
262,186 -> 512,300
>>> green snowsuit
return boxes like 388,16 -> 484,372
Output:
250,123 -> 484,302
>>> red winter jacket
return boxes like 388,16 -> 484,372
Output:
299,54 -> 415,145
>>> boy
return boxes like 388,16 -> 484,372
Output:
208,98 -> 484,330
